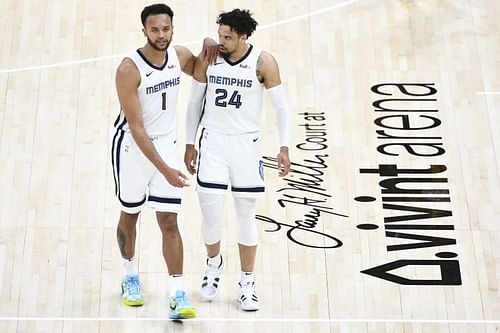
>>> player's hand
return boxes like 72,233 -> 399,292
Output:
277,146 -> 290,177
163,167 -> 190,188
202,37 -> 219,64
184,144 -> 198,175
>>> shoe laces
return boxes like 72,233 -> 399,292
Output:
239,281 -> 255,295
205,257 -> 223,278
173,290 -> 190,307
125,275 -> 142,296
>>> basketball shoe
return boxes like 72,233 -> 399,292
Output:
201,255 -> 224,301
169,290 -> 197,319
121,274 -> 144,306
238,280 -> 259,311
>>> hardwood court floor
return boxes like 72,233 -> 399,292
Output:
1,0 -> 499,332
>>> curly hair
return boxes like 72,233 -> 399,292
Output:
216,9 -> 258,37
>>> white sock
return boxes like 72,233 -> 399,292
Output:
240,271 -> 254,284
207,253 -> 222,268
122,256 -> 138,277
169,274 -> 184,297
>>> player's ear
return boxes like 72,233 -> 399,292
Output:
142,27 -> 146,37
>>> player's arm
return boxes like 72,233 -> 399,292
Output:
258,51 -> 291,177
175,38 -> 218,76
115,59 -> 187,187
184,55 -> 209,174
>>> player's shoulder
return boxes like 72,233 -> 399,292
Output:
116,57 -> 140,82
173,45 -> 193,60
117,57 -> 139,73
257,50 -> 279,69
257,50 -> 277,63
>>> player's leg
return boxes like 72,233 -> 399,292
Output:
230,132 -> 265,311
149,133 -> 196,319
111,131 -> 149,306
196,129 -> 230,301
155,211 -> 196,319
116,211 -> 144,306
198,192 -> 225,301
234,196 -> 260,311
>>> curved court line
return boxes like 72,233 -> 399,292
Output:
0,317 -> 499,324
0,0 -> 362,74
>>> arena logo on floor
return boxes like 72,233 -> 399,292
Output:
355,83 -> 461,286
259,82 -> 462,286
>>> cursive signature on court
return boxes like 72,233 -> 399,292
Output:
256,213 -> 343,249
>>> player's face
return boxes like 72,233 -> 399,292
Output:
143,14 -> 173,51
218,25 -> 246,55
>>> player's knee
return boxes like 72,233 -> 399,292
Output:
202,223 -> 221,245
119,211 -> 139,230
199,193 -> 225,244
156,212 -> 178,233
234,197 -> 258,246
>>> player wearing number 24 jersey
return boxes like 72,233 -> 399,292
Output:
200,44 -> 263,134
184,9 -> 291,312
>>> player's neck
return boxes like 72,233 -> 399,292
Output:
227,43 -> 249,62
140,45 -> 167,67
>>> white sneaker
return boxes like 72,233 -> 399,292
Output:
201,256 -> 224,301
238,281 -> 259,311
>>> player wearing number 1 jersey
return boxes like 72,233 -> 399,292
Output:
184,9 -> 291,311
111,4 -> 217,319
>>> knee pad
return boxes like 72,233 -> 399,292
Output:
198,193 -> 225,245
234,197 -> 258,246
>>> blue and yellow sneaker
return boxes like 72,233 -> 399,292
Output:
121,274 -> 144,306
169,290 -> 197,319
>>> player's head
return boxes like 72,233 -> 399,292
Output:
141,4 -> 174,51
216,9 -> 258,55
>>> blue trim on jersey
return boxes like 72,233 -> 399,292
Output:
196,128 -> 228,190
223,44 -> 254,66
200,98 -> 207,121
114,110 -> 128,130
197,179 -> 229,190
119,196 -> 147,208
111,129 -> 125,196
231,186 -> 265,193
111,130 -> 147,210
148,196 -> 182,204
137,48 -> 168,71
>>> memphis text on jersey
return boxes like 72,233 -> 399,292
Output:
146,77 -> 180,95
209,75 -> 252,88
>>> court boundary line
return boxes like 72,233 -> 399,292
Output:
1,317 -> 499,324
477,92 -> 500,95
0,0 -> 363,74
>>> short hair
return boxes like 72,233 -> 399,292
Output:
141,4 -> 174,26
216,9 -> 258,37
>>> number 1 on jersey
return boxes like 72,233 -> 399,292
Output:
161,92 -> 167,111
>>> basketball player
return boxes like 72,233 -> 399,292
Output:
184,9 -> 291,311
112,4 -> 217,319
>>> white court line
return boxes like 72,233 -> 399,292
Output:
477,91 -> 500,95
0,317 -> 499,324
0,0 -> 363,74
0,54 -> 127,74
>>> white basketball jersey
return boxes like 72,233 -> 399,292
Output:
114,46 -> 181,135
200,44 -> 264,134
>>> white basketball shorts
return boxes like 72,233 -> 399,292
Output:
111,130 -> 182,214
196,128 -> 265,197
